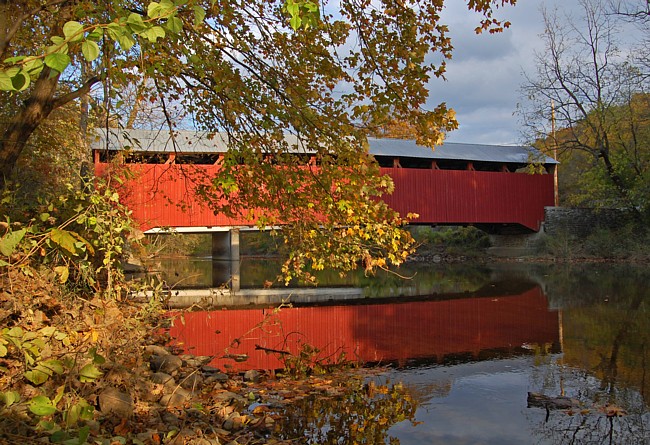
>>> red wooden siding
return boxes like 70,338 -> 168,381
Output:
381,167 -> 554,231
95,163 -> 554,231
96,163 -> 250,229
168,287 -> 559,371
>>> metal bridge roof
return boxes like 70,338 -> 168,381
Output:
368,138 -> 557,164
93,129 -> 557,165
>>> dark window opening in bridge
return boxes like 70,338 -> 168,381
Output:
97,150 -> 119,163
436,160 -> 470,170
125,153 -> 168,164
512,164 -> 533,173
375,156 -> 395,168
471,161 -> 520,172
472,161 -> 500,172
400,157 -> 435,169
175,153 -> 222,164
263,154 -> 306,165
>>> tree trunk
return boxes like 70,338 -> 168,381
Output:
0,68 -> 61,188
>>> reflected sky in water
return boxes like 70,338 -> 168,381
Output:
386,358 -> 535,444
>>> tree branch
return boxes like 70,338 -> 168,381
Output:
0,0 -> 70,60
52,76 -> 101,109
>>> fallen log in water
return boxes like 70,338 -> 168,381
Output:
527,392 -> 581,410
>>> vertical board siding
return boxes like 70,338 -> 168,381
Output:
96,164 -> 555,231
168,287 -> 560,371
380,168 -> 554,230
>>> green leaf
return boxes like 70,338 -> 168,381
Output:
40,326 -> 57,337
11,72 -> 30,91
79,402 -> 94,420
88,347 -> 106,365
106,24 -> 136,51
159,0 -> 176,15
304,1 -> 319,12
41,359 -> 65,375
290,15 -> 302,31
0,342 -> 7,357
286,1 -> 300,17
0,391 -> 20,407
0,72 -> 13,91
64,401 -> 93,429
87,28 -> 103,42
5,326 -> 24,341
127,13 -> 147,33
37,420 -> 57,432
165,16 -> 183,34
79,363 -> 103,382
0,228 -> 26,256
3,55 -> 25,64
50,431 -> 70,443
147,2 -> 162,18
49,228 -> 78,256
63,21 -> 84,43
53,385 -> 65,406
44,53 -> 71,73
64,402 -> 80,427
46,38 -> 69,55
193,5 -> 206,26
144,26 -> 166,42
29,395 -> 57,416
3,66 -> 20,77
81,40 -> 100,62
25,368 -> 51,385
116,33 -> 136,51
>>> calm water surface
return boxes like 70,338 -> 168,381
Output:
153,260 -> 649,444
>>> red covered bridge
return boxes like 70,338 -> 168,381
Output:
93,129 -> 557,235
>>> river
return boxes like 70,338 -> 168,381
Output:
144,258 -> 650,444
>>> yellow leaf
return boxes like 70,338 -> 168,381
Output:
54,265 -> 69,283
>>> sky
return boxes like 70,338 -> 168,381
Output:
432,0 -> 574,145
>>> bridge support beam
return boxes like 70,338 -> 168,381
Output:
211,229 -> 240,261
211,230 -> 240,291
487,230 -> 544,257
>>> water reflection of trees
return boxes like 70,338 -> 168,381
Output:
362,262 -> 493,297
529,264 -> 649,443
148,257 -> 498,295
273,378 -> 418,444
528,359 -> 649,444
564,282 -> 648,407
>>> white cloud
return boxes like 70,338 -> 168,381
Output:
432,0 -> 644,145
429,0 -> 562,144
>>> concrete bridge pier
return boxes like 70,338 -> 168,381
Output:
487,230 -> 544,257
211,229 -> 240,291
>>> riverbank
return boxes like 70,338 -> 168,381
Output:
409,223 -> 650,264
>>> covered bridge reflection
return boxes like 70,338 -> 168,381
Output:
168,283 -> 560,371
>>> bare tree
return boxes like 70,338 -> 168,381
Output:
610,1 -> 650,81
520,0 -> 649,213
610,0 -> 650,22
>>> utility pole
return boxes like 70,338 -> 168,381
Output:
551,100 -> 559,207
